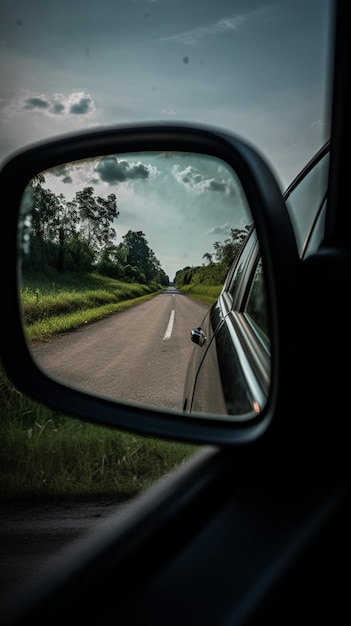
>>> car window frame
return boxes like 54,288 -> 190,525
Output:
284,141 -> 330,258
220,225 -> 256,314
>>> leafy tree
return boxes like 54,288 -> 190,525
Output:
122,231 -> 152,283
124,264 -> 145,283
74,187 -> 119,255
175,225 -> 251,288
122,231 -> 149,274
117,231 -> 168,285
65,233 -> 96,272
21,179 -> 119,273
209,225 -> 251,271
21,178 -> 169,285
20,178 -> 69,270
202,252 -> 213,265
96,245 -> 128,279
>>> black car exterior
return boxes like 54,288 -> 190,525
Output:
183,140 -> 330,417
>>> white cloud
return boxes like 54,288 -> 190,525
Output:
160,4 -> 278,46
5,90 -> 96,118
208,223 -> 232,236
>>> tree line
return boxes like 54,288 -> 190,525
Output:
174,225 -> 251,287
20,175 -> 169,286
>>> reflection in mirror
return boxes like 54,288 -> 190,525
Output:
17,151 -> 269,419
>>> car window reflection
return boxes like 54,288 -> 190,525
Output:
245,258 -> 270,343
285,149 -> 329,256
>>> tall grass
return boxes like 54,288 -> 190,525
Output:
175,261 -> 227,305
0,363 -> 198,503
179,284 -> 222,305
20,269 -> 163,341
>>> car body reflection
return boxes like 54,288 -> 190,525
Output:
183,226 -> 270,417
183,141 -> 330,418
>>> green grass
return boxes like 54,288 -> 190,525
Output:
20,269 -> 163,341
0,364 -> 198,504
178,284 -> 222,305
175,261 -> 227,305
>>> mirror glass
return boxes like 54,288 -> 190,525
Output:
18,151 -> 270,419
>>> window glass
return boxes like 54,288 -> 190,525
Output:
285,151 -> 329,256
245,258 -> 270,342
228,236 -> 255,302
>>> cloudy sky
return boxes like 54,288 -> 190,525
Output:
38,151 -> 251,279
1,0 -> 332,278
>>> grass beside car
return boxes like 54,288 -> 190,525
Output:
175,265 -> 226,306
177,284 -> 222,306
0,363 -> 198,503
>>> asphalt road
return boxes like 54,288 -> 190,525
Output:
30,287 -> 209,411
0,499 -> 137,614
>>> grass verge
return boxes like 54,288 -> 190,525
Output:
0,363 -> 198,504
178,284 -> 222,305
21,269 -> 163,341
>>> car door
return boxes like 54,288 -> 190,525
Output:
185,227 -> 270,416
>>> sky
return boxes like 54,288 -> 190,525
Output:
36,151 -> 252,280
0,0 -> 333,279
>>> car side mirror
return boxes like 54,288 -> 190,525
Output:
191,327 -> 207,347
0,123 -> 298,446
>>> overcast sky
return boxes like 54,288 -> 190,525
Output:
1,0 -> 333,279
39,151 -> 251,279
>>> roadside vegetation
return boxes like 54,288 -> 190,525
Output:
175,224 -> 251,303
0,361 -> 198,503
21,269 -> 163,342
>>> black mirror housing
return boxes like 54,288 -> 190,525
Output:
0,123 -> 298,446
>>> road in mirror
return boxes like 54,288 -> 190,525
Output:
17,151 -> 268,419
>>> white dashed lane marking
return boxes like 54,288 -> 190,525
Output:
163,309 -> 175,340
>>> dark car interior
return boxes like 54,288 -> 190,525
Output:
0,2 -> 350,625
